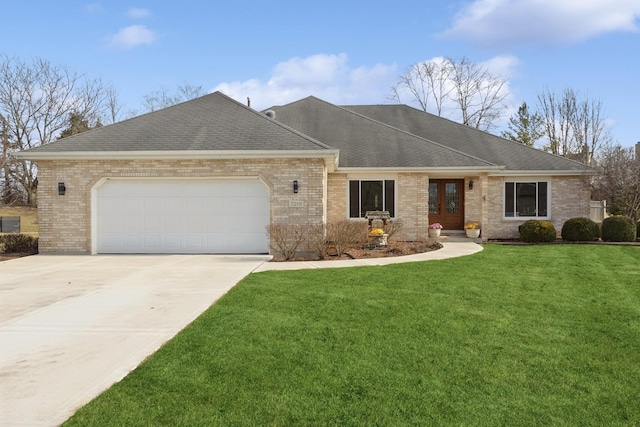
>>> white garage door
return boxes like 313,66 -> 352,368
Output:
96,179 -> 269,254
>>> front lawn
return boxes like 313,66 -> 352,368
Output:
65,245 -> 640,426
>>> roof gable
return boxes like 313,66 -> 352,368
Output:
19,92 -> 332,157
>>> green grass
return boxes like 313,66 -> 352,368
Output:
65,245 -> 640,426
0,205 -> 38,236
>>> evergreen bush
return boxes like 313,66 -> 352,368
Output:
518,220 -> 556,243
0,233 -> 39,253
561,217 -> 600,241
601,216 -> 636,242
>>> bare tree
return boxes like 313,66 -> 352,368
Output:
105,84 -> 125,124
389,60 -> 452,115
141,83 -> 206,112
0,55 -> 116,205
592,143 -> 640,220
537,87 -> 611,164
389,56 -> 510,131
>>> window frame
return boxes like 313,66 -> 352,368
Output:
347,178 -> 396,219
503,179 -> 551,220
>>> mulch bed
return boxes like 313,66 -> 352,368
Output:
270,241 -> 443,262
0,252 -> 35,262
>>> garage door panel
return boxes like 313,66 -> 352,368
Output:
97,179 -> 269,254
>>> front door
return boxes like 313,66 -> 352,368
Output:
428,179 -> 465,230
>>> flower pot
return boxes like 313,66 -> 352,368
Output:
465,229 -> 480,238
428,228 -> 441,238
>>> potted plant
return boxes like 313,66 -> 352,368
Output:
428,223 -> 443,238
464,221 -> 480,238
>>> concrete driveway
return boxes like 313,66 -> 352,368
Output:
0,254 -> 269,427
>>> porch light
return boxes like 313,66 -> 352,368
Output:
293,180 -> 299,194
58,182 -> 66,196
468,180 -> 474,190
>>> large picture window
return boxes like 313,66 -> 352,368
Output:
504,181 -> 549,218
349,180 -> 395,218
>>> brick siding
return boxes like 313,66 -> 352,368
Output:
37,158 -> 326,253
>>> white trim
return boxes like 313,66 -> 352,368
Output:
502,178 -> 551,221
13,149 -> 339,161
338,166 -> 503,174
336,168 -> 590,177
491,169 -> 592,177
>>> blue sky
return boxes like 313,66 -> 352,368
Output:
1,1 -> 638,147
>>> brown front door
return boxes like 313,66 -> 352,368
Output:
428,179 -> 465,230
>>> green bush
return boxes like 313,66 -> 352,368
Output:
601,216 -> 636,242
607,203 -> 624,216
561,217 -> 600,241
518,220 -> 556,243
0,233 -> 39,253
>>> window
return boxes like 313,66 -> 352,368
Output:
504,181 -> 548,218
349,180 -> 395,218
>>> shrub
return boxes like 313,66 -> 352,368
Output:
266,223 -> 306,260
307,224 -> 329,260
607,203 -> 624,216
385,220 -> 403,241
561,217 -> 600,242
0,233 -> 38,253
326,220 -> 366,256
518,220 -> 556,243
601,216 -> 636,242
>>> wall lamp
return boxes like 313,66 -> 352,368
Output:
468,180 -> 474,190
58,182 -> 66,196
293,180 -> 299,194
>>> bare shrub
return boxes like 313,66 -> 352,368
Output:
306,224 -> 328,260
326,220 -> 366,256
266,223 -> 306,260
384,220 -> 403,241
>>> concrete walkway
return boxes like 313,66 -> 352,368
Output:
254,240 -> 483,272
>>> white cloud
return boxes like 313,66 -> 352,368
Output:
213,53 -> 397,110
107,25 -> 157,50
440,0 -> 640,47
86,3 -> 104,14
127,7 -> 151,18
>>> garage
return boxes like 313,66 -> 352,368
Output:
95,178 -> 270,254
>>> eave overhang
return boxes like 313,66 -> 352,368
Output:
13,149 -> 340,169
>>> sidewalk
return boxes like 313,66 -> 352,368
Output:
253,240 -> 483,272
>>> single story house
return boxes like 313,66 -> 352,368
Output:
16,92 -> 592,254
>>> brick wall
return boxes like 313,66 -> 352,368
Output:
397,173 -> 429,240
38,158 -> 591,253
325,173 -> 429,241
484,175 -> 591,239
37,158 -> 326,253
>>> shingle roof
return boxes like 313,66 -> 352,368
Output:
268,97 -> 496,169
344,104 -> 591,172
21,91 -> 332,155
